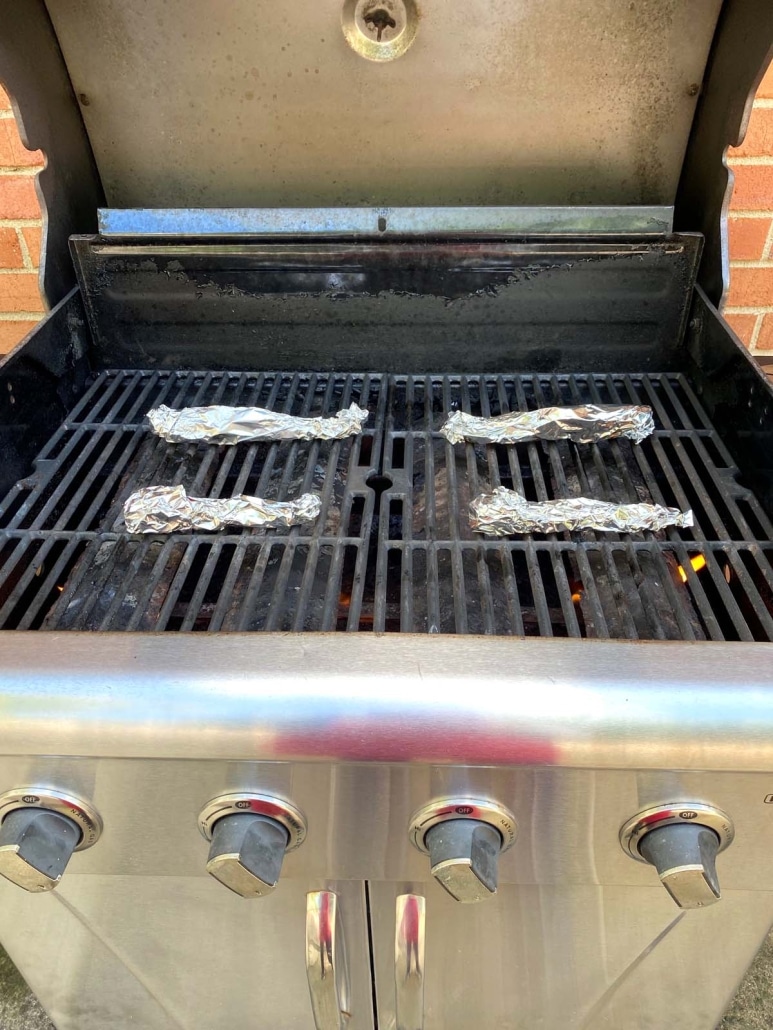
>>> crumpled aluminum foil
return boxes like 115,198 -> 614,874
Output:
470,487 -> 693,536
440,404 -> 654,445
124,485 -> 321,534
147,402 -> 370,445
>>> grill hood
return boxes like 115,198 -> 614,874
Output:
0,0 -> 772,309
36,0 -> 723,212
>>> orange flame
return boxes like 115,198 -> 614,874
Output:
678,554 -> 707,583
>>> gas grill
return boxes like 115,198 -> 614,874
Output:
1,3 -> 773,1029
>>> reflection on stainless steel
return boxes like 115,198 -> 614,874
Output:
147,402 -> 369,444
440,403 -> 654,445
1,634 -> 772,770
395,894 -> 425,1030
306,891 -> 350,1030
123,485 -> 321,533
470,487 -> 692,536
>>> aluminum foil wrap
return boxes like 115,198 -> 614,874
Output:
147,402 -> 370,445
470,487 -> 693,536
440,404 -> 654,445
124,485 -> 321,534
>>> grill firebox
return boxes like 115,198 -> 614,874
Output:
0,368 -> 771,639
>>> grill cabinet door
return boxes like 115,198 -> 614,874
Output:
368,880 -> 773,1030
0,875 -> 374,1030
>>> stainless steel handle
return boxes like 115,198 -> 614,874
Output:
306,891 -> 350,1030
395,894 -> 425,1030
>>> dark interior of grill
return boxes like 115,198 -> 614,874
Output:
0,235 -> 771,639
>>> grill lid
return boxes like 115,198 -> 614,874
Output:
1,1 -> 772,307
43,0 -> 722,211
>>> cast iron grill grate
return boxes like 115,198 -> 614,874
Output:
0,369 -> 771,639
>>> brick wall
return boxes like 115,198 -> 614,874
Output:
724,62 -> 773,353
0,70 -> 772,357
0,84 -> 45,354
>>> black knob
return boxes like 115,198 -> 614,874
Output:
206,813 -> 290,898
0,808 -> 81,892
424,818 -> 502,903
638,822 -> 721,909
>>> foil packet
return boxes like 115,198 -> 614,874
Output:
147,402 -> 370,445
470,486 -> 693,536
124,485 -> 321,534
440,404 -> 654,446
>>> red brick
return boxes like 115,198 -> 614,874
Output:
0,273 -> 44,314
0,177 -> 40,219
0,228 -> 23,269
759,62 -> 773,100
725,266 -> 773,308
756,313 -> 773,352
730,165 -> 773,211
0,320 -> 39,353
0,120 -> 44,167
730,106 -> 773,159
0,86 -> 10,112
723,312 -> 758,346
21,226 -> 42,266
728,217 -> 771,260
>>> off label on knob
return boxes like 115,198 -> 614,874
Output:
21,796 -> 39,805
455,806 -> 474,816
679,811 -> 698,819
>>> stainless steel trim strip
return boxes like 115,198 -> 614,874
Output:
97,206 -> 674,237
306,891 -> 350,1030
395,894 -> 425,1030
0,634 -> 771,768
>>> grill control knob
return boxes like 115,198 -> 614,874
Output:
425,818 -> 502,903
638,822 -> 721,909
198,793 -> 307,899
408,798 -> 518,905
0,808 -> 80,892
0,788 -> 103,893
207,813 -> 290,899
620,803 -> 734,911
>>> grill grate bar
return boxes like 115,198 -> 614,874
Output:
605,376 -> 760,640
0,536 -> 56,627
0,370 -> 770,640
14,538 -> 85,631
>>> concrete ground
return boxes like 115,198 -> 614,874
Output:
0,948 -> 52,1030
0,936 -> 772,1029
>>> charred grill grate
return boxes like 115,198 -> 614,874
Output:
0,370 -> 771,639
